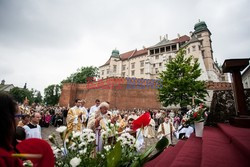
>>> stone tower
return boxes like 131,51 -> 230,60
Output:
192,21 -> 222,81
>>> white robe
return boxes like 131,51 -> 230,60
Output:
144,119 -> 156,138
175,125 -> 194,139
157,122 -> 175,144
23,123 -> 42,139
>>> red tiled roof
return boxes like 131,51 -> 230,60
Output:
133,48 -> 148,57
172,35 -> 190,43
120,50 -> 136,60
100,48 -> 148,67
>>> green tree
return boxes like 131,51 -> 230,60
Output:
34,91 -> 43,104
158,49 -> 207,107
9,87 -> 34,104
61,66 -> 98,84
44,84 -> 61,106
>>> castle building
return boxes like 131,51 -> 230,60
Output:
99,21 -> 228,82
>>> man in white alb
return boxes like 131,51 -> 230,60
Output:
89,99 -> 100,117
23,112 -> 42,139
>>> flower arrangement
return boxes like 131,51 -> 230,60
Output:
185,105 -> 207,125
49,112 -> 169,167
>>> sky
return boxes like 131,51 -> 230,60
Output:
0,0 -> 249,94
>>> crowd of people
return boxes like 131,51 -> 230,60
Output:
0,91 -> 195,166
65,98 -> 195,149
16,98 -> 194,145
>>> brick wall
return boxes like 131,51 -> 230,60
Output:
59,77 -> 232,109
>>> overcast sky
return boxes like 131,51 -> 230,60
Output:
0,0 -> 249,94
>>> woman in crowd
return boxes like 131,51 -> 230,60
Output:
0,92 -> 54,167
0,92 -> 23,166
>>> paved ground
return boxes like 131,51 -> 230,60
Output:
41,126 -> 178,152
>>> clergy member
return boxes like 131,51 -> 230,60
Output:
157,116 -> 175,144
87,102 -> 109,151
66,99 -> 83,132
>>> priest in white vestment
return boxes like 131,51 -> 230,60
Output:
157,116 -> 175,144
144,118 -> 156,138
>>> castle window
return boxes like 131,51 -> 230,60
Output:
102,70 -> 104,75
122,72 -> 125,77
150,50 -> 154,55
202,50 -> 205,58
155,55 -> 159,60
199,45 -> 201,50
172,45 -> 177,51
131,70 -> 135,76
160,47 -> 165,53
107,69 -> 109,74
166,46 -> 171,52
140,60 -> 144,67
192,46 -> 196,51
131,63 -> 135,69
159,63 -> 162,67
140,69 -> 144,74
155,48 -> 159,54
153,64 -> 155,67
122,65 -> 126,71
197,34 -> 202,38
113,65 -> 117,72
155,68 -> 159,74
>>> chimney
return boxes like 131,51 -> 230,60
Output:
177,33 -> 180,39
165,34 -> 168,40
189,31 -> 193,37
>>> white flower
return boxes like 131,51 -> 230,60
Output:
104,145 -> 111,151
116,123 -> 120,127
53,148 -> 61,155
101,131 -> 108,139
80,133 -> 88,141
107,120 -> 111,123
48,135 -> 53,139
82,128 -> 93,134
110,123 -> 114,127
79,148 -> 87,155
73,131 -> 82,138
69,142 -> 76,150
70,157 -> 81,167
87,133 -> 95,142
78,142 -> 87,148
56,126 -> 67,133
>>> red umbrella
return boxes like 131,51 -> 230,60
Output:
132,112 -> 151,131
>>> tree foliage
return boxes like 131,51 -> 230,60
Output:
44,84 -> 61,106
9,87 -> 36,104
158,49 -> 207,107
34,91 -> 43,104
61,66 -> 98,84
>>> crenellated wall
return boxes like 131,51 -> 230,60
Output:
59,77 -> 232,109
